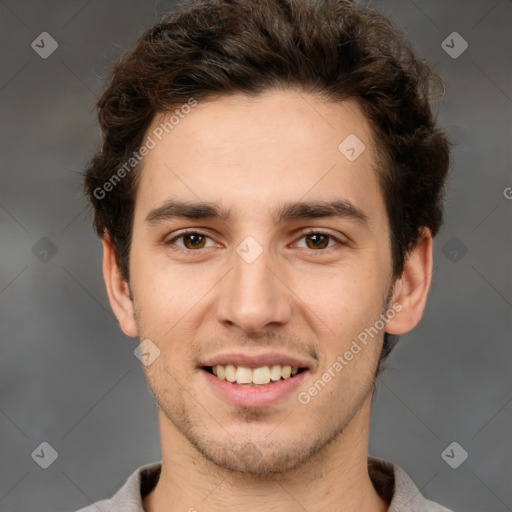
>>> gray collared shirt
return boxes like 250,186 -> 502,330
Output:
74,456 -> 454,512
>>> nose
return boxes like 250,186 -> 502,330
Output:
215,244 -> 292,335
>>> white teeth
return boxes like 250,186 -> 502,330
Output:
270,364 -> 282,381
225,364 -> 236,382
252,366 -> 271,385
235,366 -> 253,384
210,364 -> 303,385
281,365 -> 292,379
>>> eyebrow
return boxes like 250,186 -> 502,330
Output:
144,199 -> 369,227
145,200 -> 231,225
275,200 -> 369,226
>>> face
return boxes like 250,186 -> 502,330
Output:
113,90 -> 404,474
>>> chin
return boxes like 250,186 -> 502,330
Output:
186,427 -> 337,476
203,443 -> 310,475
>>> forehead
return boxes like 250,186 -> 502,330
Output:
134,89 -> 385,224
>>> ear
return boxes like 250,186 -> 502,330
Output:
385,228 -> 433,335
102,236 -> 138,338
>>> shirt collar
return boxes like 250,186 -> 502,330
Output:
109,456 -> 433,512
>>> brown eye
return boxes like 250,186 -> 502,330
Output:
165,230 -> 218,253
182,233 -> 206,249
305,233 -> 330,249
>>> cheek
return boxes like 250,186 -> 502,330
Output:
130,249 -> 218,338
290,262 -> 386,339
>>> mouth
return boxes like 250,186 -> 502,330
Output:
198,352 -> 313,407
202,364 -> 309,386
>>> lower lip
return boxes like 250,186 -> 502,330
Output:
200,368 -> 308,407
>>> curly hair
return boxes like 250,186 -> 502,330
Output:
83,0 -> 450,364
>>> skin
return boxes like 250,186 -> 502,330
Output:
103,89 -> 433,512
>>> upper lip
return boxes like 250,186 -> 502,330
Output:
200,351 -> 314,370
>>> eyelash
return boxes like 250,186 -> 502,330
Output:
164,228 -> 345,255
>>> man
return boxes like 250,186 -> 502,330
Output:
79,0 -> 453,510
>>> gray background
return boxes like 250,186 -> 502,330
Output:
0,1 -> 510,511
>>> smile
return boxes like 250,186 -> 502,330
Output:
204,364 -> 307,386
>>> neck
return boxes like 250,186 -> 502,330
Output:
143,395 -> 388,512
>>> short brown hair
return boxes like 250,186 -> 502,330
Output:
84,0 -> 450,362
